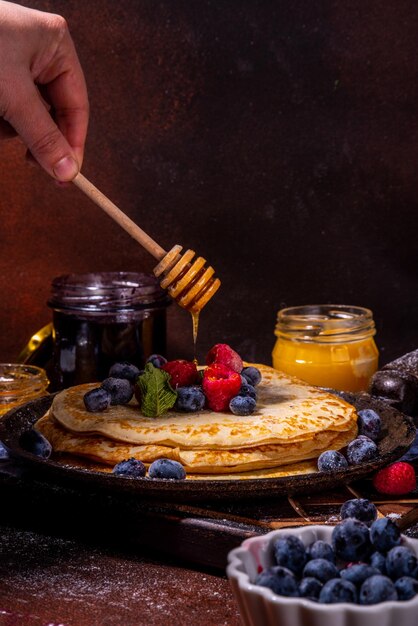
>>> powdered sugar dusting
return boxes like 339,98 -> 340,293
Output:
387,512 -> 402,520
0,525 -> 240,626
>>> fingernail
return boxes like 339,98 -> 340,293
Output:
53,156 -> 79,181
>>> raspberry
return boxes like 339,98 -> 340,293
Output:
205,343 -> 243,373
161,359 -> 198,388
373,462 -> 416,495
202,363 -> 242,411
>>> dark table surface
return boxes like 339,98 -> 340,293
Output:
0,465 -> 245,626
1,423 -> 418,626
0,524 -> 241,626
2,466 -> 418,626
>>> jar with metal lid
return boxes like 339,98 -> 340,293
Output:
46,272 -> 171,390
272,304 -> 379,392
0,364 -> 49,417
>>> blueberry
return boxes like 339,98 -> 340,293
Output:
370,551 -> 388,575
303,558 -> 339,584
340,498 -> 377,526
273,534 -> 308,577
332,518 -> 372,562
395,576 -> 418,600
340,564 -> 381,587
19,429 -> 52,459
357,409 -> 382,441
299,577 -> 323,600
108,361 -> 141,383
0,441 -> 10,461
346,437 -> 378,465
101,377 -> 133,405
112,457 -> 146,478
359,574 -> 398,604
317,450 -> 348,472
386,546 -> 418,580
255,566 -> 299,597
229,395 -> 257,416
83,387 -> 111,412
370,517 -> 401,553
241,366 -> 262,387
307,540 -> 335,563
319,578 -> 357,604
238,383 -> 257,400
146,354 -> 167,368
175,386 -> 205,412
148,458 -> 186,480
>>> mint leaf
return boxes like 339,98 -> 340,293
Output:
138,363 -> 177,417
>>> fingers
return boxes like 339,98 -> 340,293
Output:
0,10 -> 89,181
5,77 -> 80,181
38,28 -> 89,169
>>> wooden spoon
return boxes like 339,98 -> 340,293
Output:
72,173 -> 220,313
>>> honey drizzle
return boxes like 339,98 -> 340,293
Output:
153,245 -> 220,362
191,310 -> 200,360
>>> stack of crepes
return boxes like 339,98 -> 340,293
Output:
36,364 -> 358,479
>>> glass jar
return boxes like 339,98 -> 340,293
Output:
0,364 -> 49,417
272,304 -> 379,392
47,272 -> 171,390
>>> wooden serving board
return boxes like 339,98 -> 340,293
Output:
1,461 -> 418,570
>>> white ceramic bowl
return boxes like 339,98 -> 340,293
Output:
227,525 -> 418,626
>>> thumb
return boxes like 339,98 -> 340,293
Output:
6,80 -> 80,181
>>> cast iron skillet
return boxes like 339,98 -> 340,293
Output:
0,392 -> 415,502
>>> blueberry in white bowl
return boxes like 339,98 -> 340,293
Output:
227,502 -> 418,626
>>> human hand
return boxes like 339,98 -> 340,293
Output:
0,1 -> 89,181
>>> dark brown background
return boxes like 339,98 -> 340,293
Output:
1,0 -> 417,367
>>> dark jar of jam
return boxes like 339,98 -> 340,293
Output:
47,272 -> 170,390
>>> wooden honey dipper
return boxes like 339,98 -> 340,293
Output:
72,173 -> 221,313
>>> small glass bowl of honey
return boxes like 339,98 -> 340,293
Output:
272,305 -> 379,392
0,364 -> 49,417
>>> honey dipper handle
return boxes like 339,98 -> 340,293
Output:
73,173 -> 166,261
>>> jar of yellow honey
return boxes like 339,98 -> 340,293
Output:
0,364 -> 49,417
272,305 -> 379,392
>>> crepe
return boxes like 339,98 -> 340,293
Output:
50,364 -> 357,450
36,364 -> 358,474
44,449 -> 319,480
36,411 -> 356,474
